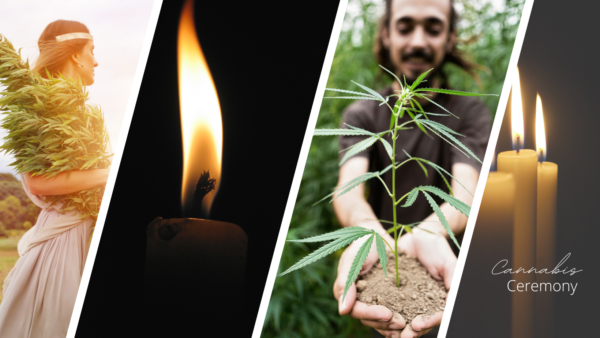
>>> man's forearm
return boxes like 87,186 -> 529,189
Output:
333,193 -> 389,237
333,157 -> 389,238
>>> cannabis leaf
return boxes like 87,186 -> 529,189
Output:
325,88 -> 379,98
374,234 -> 389,279
324,96 -> 381,101
313,128 -> 374,136
402,189 -> 419,207
413,92 -> 459,119
415,87 -> 497,97
379,64 -> 403,90
0,34 -> 111,221
418,119 -> 481,163
343,234 -> 373,301
313,163 -> 394,205
351,80 -> 385,101
339,135 -> 378,165
421,190 -> 461,249
418,186 -> 470,217
410,68 -> 434,90
278,227 -> 374,277
344,124 -> 393,160
287,226 -> 372,243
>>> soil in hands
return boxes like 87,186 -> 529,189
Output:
356,252 -> 447,322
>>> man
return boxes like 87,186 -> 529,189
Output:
332,0 -> 491,337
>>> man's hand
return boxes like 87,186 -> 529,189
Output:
334,229 -> 456,337
397,231 -> 456,336
331,158 -> 469,337
333,234 -> 407,338
399,230 -> 456,289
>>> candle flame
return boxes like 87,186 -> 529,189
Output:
178,0 -> 222,216
511,67 -> 524,151
535,94 -> 546,162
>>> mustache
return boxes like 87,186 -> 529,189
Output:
401,50 -> 434,63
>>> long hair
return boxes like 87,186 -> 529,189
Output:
33,20 -> 90,78
374,0 -> 483,85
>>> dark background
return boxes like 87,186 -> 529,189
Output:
448,0 -> 600,337
75,1 -> 340,337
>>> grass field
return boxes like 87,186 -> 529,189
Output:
0,230 -> 25,303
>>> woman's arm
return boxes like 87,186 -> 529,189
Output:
24,169 -> 109,195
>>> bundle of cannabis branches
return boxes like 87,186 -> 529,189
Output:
278,66 -> 495,301
0,35 -> 112,220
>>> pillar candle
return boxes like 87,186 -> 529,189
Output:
535,161 -> 557,338
143,217 -> 247,334
497,149 -> 537,338
477,172 -> 515,260
467,172 -> 515,336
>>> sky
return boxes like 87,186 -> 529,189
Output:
0,0 -> 155,176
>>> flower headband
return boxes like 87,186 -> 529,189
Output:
55,33 -> 93,43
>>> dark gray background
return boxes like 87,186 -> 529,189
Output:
448,0 -> 600,337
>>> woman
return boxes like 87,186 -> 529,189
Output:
0,20 -> 109,337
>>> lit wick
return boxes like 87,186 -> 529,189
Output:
535,94 -> 547,164
193,170 -> 216,218
537,148 -> 544,165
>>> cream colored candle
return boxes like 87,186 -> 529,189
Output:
497,149 -> 537,273
535,161 -> 557,337
477,172 -> 515,259
498,149 -> 537,338
536,162 -> 557,267
143,217 -> 247,324
470,172 -> 515,335
535,94 -> 557,338
498,67 -> 537,338
535,95 -> 557,271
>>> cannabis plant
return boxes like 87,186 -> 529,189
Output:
0,35 -> 112,220
278,66 -> 494,301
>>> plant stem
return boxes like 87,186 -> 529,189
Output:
394,191 -> 411,206
392,105 -> 400,287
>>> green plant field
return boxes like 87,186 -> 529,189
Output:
0,252 -> 19,304
0,230 -> 25,251
0,230 -> 25,304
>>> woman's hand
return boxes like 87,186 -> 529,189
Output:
25,168 -> 109,195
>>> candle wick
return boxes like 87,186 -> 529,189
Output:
194,170 -> 216,212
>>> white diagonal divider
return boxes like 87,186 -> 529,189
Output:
437,0 -> 535,336
250,1 -> 349,337
66,1 -> 164,336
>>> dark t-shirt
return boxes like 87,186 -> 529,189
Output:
339,86 -> 491,228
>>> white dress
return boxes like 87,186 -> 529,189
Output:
0,176 -> 93,338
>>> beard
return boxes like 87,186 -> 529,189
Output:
398,49 -> 441,89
